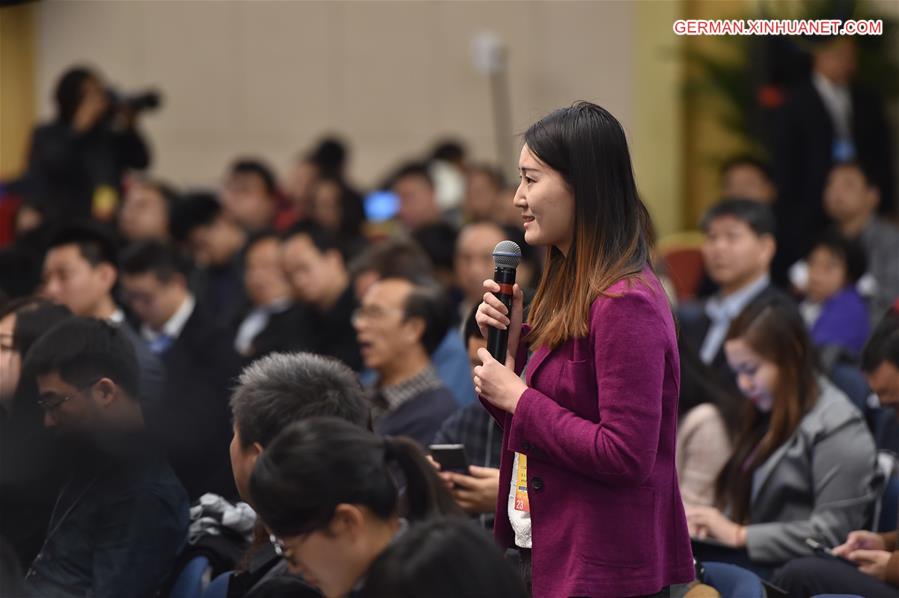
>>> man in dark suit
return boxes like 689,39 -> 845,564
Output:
678,199 -> 786,392
41,224 -> 165,412
770,36 -> 895,283
283,224 -> 362,370
353,277 -> 457,446
120,241 -> 241,500
234,231 -> 312,359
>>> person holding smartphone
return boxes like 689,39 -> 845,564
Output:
473,102 -> 694,598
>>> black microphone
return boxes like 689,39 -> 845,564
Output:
487,240 -> 522,362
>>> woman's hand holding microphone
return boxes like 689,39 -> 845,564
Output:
473,279 -> 527,414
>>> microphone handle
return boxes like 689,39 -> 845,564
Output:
486,267 -> 516,362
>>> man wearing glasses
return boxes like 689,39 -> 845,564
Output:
22,317 -> 188,598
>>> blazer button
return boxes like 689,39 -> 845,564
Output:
531,477 -> 544,491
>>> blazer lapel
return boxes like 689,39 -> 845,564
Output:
750,434 -> 796,506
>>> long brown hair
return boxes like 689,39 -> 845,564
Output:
714,297 -> 819,522
524,102 -> 654,349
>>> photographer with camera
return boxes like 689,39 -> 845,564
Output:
20,66 -> 158,224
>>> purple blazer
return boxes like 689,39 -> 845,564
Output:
481,269 -> 694,597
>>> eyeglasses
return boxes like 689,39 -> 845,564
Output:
37,378 -> 101,412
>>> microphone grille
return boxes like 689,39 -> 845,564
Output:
492,240 -> 522,269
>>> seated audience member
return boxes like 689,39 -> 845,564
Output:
41,224 -> 165,408
309,174 -> 367,259
353,278 -> 457,446
118,177 -> 178,243
235,232 -> 311,359
350,238 -> 476,406
22,318 -> 188,598
249,417 -> 459,598
121,241 -> 241,500
676,348 -> 741,507
799,230 -> 869,357
391,162 -> 443,233
823,161 -> 899,320
0,299 -> 72,569
678,199 -> 785,392
361,517 -> 527,598
720,155 -> 777,205
463,163 -> 506,223
432,306 -> 502,526
222,159 -> 280,233
454,221 -> 506,324
228,352 -> 369,598
170,191 -> 248,325
282,224 -> 362,370
686,297 -> 876,576
772,314 -> 899,596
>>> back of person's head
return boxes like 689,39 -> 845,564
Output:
250,417 -> 458,538
463,304 -> 485,348
169,191 -> 222,243
23,316 -> 140,399
524,101 -> 653,349
700,198 -> 776,237
230,159 -> 278,198
361,518 -> 527,598
230,352 -> 369,449
54,66 -> 99,124
716,296 -> 818,520
0,245 -> 42,299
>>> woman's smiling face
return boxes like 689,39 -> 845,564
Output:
513,144 -> 575,255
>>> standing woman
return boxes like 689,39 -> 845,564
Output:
474,102 -> 694,597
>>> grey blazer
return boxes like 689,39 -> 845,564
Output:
745,377 -> 878,563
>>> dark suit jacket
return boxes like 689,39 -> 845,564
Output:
242,303 -> 314,360
770,79 -> 895,282
677,283 -> 790,395
310,286 -> 362,371
147,306 -> 241,501
118,320 -> 166,414
373,387 -> 458,448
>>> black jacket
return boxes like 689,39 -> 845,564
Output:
770,79 -> 894,282
21,121 -> 150,221
147,306 -> 241,501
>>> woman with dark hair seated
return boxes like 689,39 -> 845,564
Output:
361,517 -> 527,598
249,416 -> 460,598
686,296 -> 877,577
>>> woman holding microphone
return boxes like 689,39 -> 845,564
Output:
474,102 -> 694,597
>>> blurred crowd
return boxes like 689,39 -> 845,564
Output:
0,34 -> 898,598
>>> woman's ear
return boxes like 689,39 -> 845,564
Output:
330,503 -> 365,542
